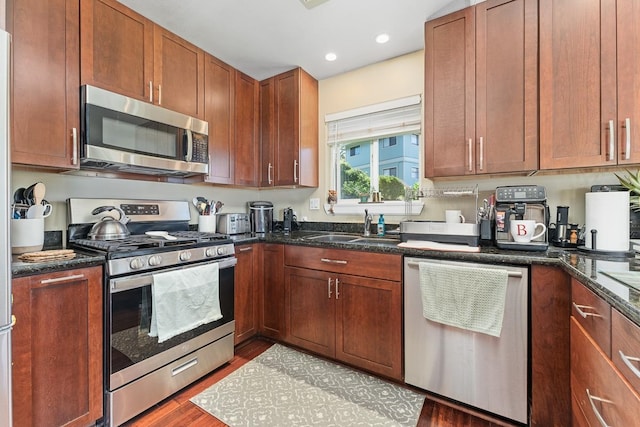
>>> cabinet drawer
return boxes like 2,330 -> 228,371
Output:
612,308 -> 640,393
571,318 -> 640,427
571,279 -> 611,356
284,246 -> 401,281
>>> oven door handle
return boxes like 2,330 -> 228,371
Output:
111,257 -> 237,292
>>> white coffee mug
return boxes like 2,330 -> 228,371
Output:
198,214 -> 216,233
445,209 -> 465,224
510,219 -> 546,243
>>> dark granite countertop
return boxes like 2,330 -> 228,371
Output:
11,251 -> 105,278
232,230 -> 640,326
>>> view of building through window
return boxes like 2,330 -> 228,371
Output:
339,133 -> 419,201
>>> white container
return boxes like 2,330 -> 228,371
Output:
585,191 -> 630,252
11,218 -> 44,254
198,215 -> 216,233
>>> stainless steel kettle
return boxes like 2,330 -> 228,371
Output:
88,206 -> 131,240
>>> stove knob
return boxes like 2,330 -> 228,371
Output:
179,251 -> 192,262
148,255 -> 162,267
217,246 -> 227,255
205,248 -> 216,257
130,257 -> 145,270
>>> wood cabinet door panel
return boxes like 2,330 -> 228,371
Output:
611,308 -> 640,393
539,0 -> 616,169
261,244 -> 284,339
204,54 -> 235,184
424,8 -> 475,177
12,267 -> 103,427
9,0 -> 79,169
284,246 -> 401,282
259,78 -> 275,187
154,27 -> 205,118
80,0 -> 153,102
571,278 -> 611,357
335,274 -> 402,380
234,71 -> 259,186
274,70 -> 299,185
476,0 -> 538,174
616,0 -> 640,164
285,267 -> 335,357
571,318 -> 640,427
234,244 -> 259,345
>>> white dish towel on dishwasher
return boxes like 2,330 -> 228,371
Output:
418,262 -> 508,337
150,262 -> 222,343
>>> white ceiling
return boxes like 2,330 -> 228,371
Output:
117,0 -> 474,81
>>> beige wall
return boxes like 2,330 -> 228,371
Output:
11,49 -> 629,233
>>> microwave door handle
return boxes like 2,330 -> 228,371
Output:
185,130 -> 194,162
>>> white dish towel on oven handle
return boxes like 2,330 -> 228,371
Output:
149,262 -> 222,343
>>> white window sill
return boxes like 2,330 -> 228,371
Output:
323,201 -> 424,216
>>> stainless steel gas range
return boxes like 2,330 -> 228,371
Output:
67,199 -> 236,427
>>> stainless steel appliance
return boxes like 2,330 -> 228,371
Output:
68,199 -> 236,427
494,185 -> 549,251
80,85 -> 209,177
217,213 -> 251,235
0,29 -> 13,427
248,201 -> 273,234
404,257 -> 529,423
400,221 -> 480,246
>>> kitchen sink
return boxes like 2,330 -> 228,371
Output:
304,234 -> 362,242
349,237 -> 400,245
303,233 -> 399,246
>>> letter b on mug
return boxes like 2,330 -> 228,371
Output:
510,219 -> 546,243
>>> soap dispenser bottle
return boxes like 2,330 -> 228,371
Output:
377,214 -> 385,236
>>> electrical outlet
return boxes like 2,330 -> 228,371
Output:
309,198 -> 320,210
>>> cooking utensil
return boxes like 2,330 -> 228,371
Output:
88,206 -> 131,240
145,231 -> 177,240
13,187 -> 25,204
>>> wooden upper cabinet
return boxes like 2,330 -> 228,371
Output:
81,0 -> 205,118
8,0 -> 80,169
80,0 -> 153,102
234,71 -> 260,186
260,68 -> 318,187
425,0 -> 538,178
153,27 -> 205,119
203,54 -> 235,184
540,0 -> 640,168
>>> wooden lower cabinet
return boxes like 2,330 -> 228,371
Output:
530,265 -> 571,426
284,247 -> 402,380
260,244 -> 285,340
234,243 -> 259,345
571,317 -> 640,426
12,266 -> 103,427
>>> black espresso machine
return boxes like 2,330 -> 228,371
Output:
494,185 -> 550,251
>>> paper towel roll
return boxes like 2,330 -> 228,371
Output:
585,191 -> 630,251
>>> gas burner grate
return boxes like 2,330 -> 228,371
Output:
71,231 -> 231,253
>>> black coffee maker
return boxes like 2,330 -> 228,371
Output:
494,185 -> 549,251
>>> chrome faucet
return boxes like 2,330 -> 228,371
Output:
364,209 -> 373,237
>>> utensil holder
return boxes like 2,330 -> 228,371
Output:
11,218 -> 44,254
198,215 -> 216,233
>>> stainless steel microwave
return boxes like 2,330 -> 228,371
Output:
80,85 -> 209,177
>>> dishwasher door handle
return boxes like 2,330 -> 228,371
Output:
405,261 -> 523,278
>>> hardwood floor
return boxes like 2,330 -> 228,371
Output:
124,339 -> 518,427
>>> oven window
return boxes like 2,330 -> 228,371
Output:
109,266 -> 234,375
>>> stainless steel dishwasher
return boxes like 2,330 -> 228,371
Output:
404,257 -> 528,424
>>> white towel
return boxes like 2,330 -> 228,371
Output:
418,262 -> 508,337
149,262 -> 223,343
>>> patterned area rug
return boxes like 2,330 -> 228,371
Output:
191,344 -> 425,426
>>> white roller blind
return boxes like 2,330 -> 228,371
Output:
325,95 -> 422,145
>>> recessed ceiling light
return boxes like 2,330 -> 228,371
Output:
376,33 -> 390,44
325,52 -> 337,61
